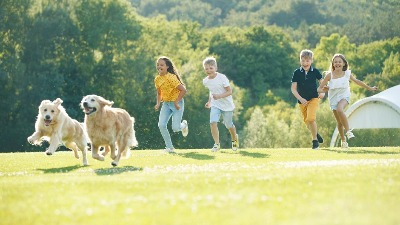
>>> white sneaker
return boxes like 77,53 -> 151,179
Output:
164,148 -> 175,153
341,141 -> 349,148
346,129 -> 355,140
211,143 -> 220,152
181,120 -> 189,137
232,134 -> 239,151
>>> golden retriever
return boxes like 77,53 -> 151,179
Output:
80,95 -> 138,167
27,98 -> 89,165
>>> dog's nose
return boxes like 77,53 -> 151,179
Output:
45,115 -> 50,120
83,102 -> 88,107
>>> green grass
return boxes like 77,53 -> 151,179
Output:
1,147 -> 400,225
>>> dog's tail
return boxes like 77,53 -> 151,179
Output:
122,148 -> 131,158
122,117 -> 138,159
130,117 -> 139,148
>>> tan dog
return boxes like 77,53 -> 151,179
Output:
27,98 -> 89,166
81,95 -> 138,167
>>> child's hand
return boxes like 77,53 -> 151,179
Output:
300,98 -> 308,105
205,102 -> 211,109
318,93 -> 325,99
154,103 -> 160,111
322,85 -> 329,92
370,86 -> 378,91
174,101 -> 180,110
212,94 -> 220,100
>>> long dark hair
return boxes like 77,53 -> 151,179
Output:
158,56 -> 184,85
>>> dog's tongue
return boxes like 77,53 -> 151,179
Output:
44,119 -> 52,126
84,107 -> 92,114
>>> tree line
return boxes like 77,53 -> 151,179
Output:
1,0 -> 399,152
131,0 -> 400,46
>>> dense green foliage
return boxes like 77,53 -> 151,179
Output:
131,0 -> 400,46
0,0 -> 399,152
1,149 -> 400,224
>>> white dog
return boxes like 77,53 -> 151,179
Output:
27,98 -> 89,165
81,95 -> 138,167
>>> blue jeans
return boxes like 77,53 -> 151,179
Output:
158,99 -> 184,149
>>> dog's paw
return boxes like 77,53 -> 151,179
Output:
45,151 -> 53,156
27,136 -> 34,145
111,161 -> 118,167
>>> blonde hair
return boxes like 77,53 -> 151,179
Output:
203,56 -> 217,67
300,49 -> 313,60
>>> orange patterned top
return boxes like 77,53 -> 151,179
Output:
154,72 -> 181,101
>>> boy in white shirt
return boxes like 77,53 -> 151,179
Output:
202,56 -> 239,152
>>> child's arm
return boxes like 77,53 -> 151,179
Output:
174,84 -> 187,110
291,82 -> 307,104
205,95 -> 212,108
350,74 -> 378,91
154,88 -> 162,111
317,73 -> 331,93
212,86 -> 232,100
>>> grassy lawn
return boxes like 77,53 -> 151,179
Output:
1,147 -> 400,225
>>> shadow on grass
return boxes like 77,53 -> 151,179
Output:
238,150 -> 270,158
177,152 -> 215,160
94,166 -> 143,176
321,148 -> 400,155
37,165 -> 81,173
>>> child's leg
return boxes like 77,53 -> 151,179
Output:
210,107 -> 221,144
307,121 -> 318,140
300,103 -> 316,139
171,99 -> 185,132
333,110 -> 346,141
222,111 -> 237,141
228,125 -> 237,140
336,99 -> 350,132
305,98 -> 319,140
158,102 -> 174,149
210,122 -> 219,144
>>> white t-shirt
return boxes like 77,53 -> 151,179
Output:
203,72 -> 235,111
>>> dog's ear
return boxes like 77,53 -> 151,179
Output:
53,98 -> 63,106
97,96 -> 114,106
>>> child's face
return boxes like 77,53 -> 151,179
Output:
156,59 -> 169,75
203,64 -> 217,76
300,57 -> 313,70
332,56 -> 345,71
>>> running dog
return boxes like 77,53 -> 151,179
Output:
27,98 -> 89,165
80,95 -> 138,167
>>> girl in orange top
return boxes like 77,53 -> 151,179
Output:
154,56 -> 189,153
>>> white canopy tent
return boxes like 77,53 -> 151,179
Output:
330,85 -> 400,147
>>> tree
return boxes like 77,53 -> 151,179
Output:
0,0 -> 31,151
243,106 -> 290,148
268,1 -> 327,28
313,33 -> 356,71
364,52 -> 400,91
209,26 -> 297,104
